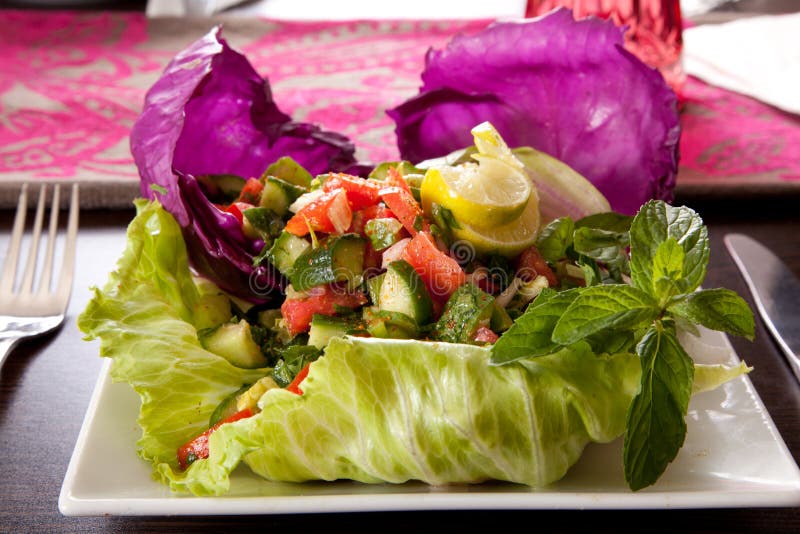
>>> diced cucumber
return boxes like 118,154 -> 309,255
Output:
196,173 -> 246,203
267,231 -> 312,276
364,218 -> 404,251
193,293 -> 233,331
368,161 -> 423,180
228,294 -> 256,316
257,309 -> 283,329
378,260 -> 432,325
490,302 -> 514,333
200,319 -> 267,369
208,384 -> 250,426
243,207 -> 285,240
307,314 -> 355,349
192,277 -> 233,330
311,173 -> 332,189
263,156 -> 313,189
432,283 -> 496,344
363,307 -> 419,339
367,162 -> 424,202
365,273 -> 385,306
404,173 -> 424,202
289,234 -> 366,291
259,177 -> 305,216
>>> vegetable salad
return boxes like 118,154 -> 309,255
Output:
80,124 -> 754,495
78,12 -> 752,496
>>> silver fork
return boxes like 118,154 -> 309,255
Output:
0,184 -> 79,369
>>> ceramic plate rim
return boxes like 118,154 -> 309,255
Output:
59,329 -> 800,516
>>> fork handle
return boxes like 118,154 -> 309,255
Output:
0,337 -> 21,370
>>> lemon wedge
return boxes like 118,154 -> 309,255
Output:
470,121 -> 525,170
420,122 -> 541,257
421,122 -> 532,229
450,184 -> 541,257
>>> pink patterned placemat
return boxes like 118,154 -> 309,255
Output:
0,10 -> 798,209
678,75 -> 800,195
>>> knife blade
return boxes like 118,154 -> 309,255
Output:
724,233 -> 800,382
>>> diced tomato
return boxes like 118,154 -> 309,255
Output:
350,204 -> 396,235
323,174 -> 383,210
475,276 -> 497,295
177,408 -> 253,470
280,284 -> 367,337
401,231 -> 466,302
515,246 -> 559,287
380,187 -> 429,236
384,166 -> 413,195
224,203 -> 244,225
286,362 -> 312,395
473,327 -> 499,345
285,189 -> 352,236
224,201 -> 254,226
238,177 -> 264,205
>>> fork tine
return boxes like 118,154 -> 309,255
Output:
0,183 -> 29,294
37,184 -> 61,296
55,184 -> 79,303
19,185 -> 47,294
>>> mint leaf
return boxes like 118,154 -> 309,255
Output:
585,329 -> 636,355
668,288 -> 755,340
624,321 -> 694,491
575,212 -> 633,233
573,226 -> 630,276
576,255 -> 602,287
535,217 -> 574,263
630,201 -> 709,299
551,285 -> 660,345
651,237 -> 685,302
490,288 -> 579,364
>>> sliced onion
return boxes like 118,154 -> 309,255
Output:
289,189 -> 324,214
381,238 -> 412,269
326,190 -> 352,234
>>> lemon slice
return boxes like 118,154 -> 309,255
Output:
470,121 -> 525,171
450,185 -> 541,258
420,123 -> 532,228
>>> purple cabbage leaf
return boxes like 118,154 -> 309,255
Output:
130,27 -> 358,302
388,8 -> 681,215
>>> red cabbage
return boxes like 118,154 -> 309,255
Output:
387,8 -> 681,215
130,27 -> 357,302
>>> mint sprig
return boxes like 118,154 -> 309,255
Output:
624,319 -> 694,490
491,200 -> 755,490
629,200 -> 709,304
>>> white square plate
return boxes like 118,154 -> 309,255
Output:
59,328 -> 800,515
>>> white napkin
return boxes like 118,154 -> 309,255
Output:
146,0 -> 527,19
683,12 -> 800,114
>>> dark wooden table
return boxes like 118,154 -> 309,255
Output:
1,195 -> 798,534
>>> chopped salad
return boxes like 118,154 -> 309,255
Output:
80,123 -> 754,494
78,16 -> 754,496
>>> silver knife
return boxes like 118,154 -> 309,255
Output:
724,234 -> 800,382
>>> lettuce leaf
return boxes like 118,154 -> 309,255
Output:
79,201 -> 748,495
78,200 -> 268,466
387,8 -> 681,215
130,27 -> 358,302
164,337 -> 640,495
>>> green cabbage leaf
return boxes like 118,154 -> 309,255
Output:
78,201 -> 747,496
